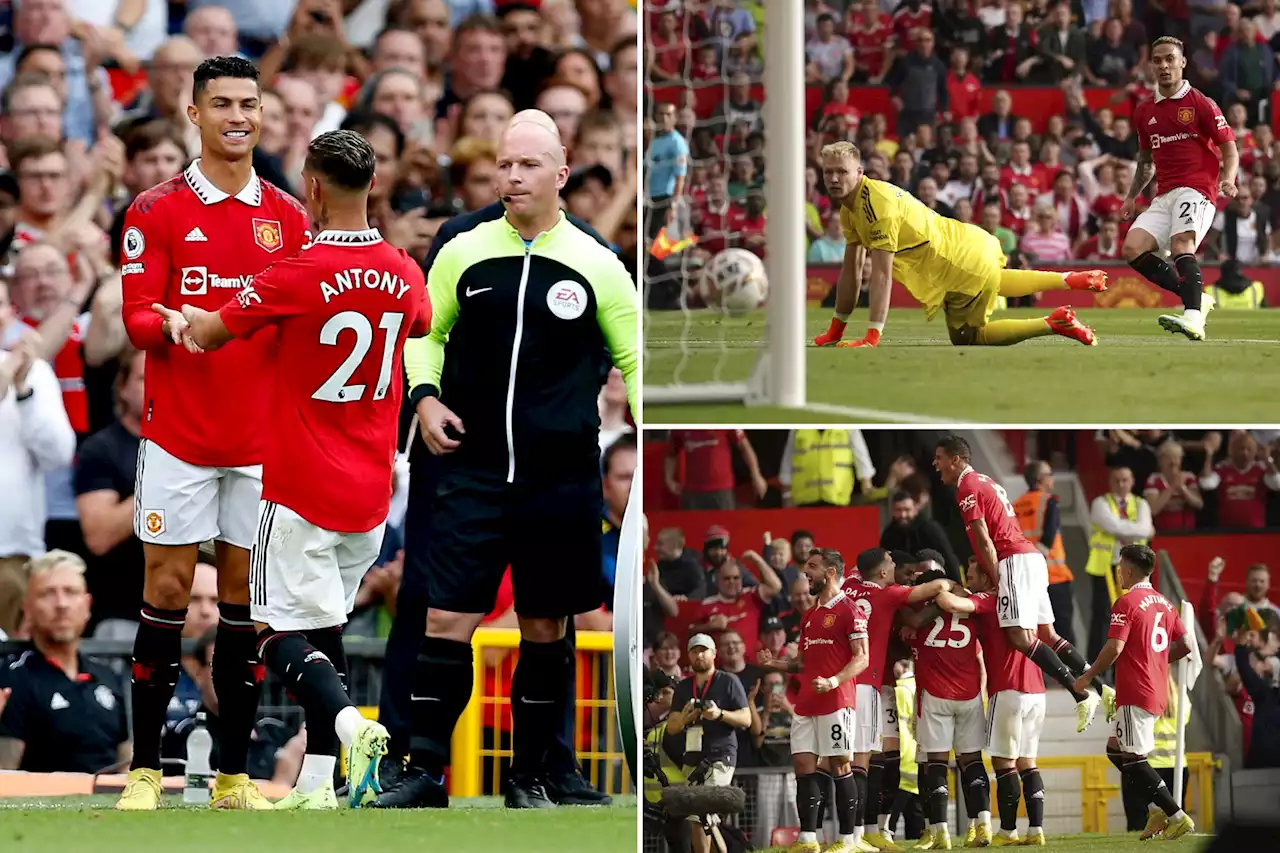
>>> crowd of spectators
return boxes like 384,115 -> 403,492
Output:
643,0 -> 1280,312
0,0 -> 637,777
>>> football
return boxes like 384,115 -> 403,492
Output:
699,248 -> 769,316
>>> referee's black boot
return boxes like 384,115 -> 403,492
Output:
377,752 -> 406,792
545,768 -> 613,806
505,774 -> 556,809
366,767 -> 449,809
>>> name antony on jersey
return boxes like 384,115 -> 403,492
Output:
320,267 -> 413,304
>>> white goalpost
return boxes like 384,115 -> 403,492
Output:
643,1 -> 807,408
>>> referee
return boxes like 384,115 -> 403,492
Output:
370,111 -> 638,810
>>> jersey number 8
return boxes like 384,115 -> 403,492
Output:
313,311 -> 404,403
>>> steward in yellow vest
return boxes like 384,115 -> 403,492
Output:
1014,461 -> 1072,585
783,429 -> 870,507
1206,280 -> 1265,309
1085,468 -> 1154,656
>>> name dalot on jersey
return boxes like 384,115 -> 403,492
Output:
181,267 -> 253,295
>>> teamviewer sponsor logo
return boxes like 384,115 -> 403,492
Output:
181,267 -> 254,295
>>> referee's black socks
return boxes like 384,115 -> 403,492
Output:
510,638 -> 573,777
1129,251 -> 1183,297
214,603 -> 264,775
130,602 -> 186,771
408,636 -> 474,780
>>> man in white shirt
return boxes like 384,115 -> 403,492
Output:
1086,466 -> 1154,657
0,278 -> 77,636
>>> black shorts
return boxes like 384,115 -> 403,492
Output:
423,471 -> 605,619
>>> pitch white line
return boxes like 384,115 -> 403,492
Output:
796,401 -> 974,425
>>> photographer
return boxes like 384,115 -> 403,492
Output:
665,634 -> 752,853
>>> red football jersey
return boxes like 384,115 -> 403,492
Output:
669,429 -> 743,492
956,467 -> 1038,566
121,162 -> 310,467
891,6 -> 932,51
18,313 -> 88,434
1213,461 -> 1270,528
698,590 -> 768,653
848,11 -> 893,77
218,229 -> 429,532
907,607 -> 982,701
1133,82 -> 1234,205
969,592 -> 1043,695
1144,471 -> 1199,531
1108,582 -> 1186,715
844,580 -> 914,688
795,591 -> 867,717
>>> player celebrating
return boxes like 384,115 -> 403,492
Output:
904,568 -> 989,851
158,130 -> 428,809
934,436 -> 1110,733
758,549 -> 869,853
936,558 -> 1048,847
1072,545 -> 1195,840
844,548 -> 951,852
812,141 -> 1105,349
117,56 -> 311,811
1121,36 -> 1238,341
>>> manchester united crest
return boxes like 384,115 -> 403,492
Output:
822,613 -> 836,628
253,218 -> 283,253
144,510 -> 165,536
1177,107 -> 1194,124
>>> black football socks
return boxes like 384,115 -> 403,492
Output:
1028,638 -> 1090,702
1052,637 -> 1106,695
1173,253 -> 1204,311
1130,250 -> 1183,296
510,638 -> 573,777
130,603 -> 186,770
408,636 -> 473,779
213,603 -> 263,775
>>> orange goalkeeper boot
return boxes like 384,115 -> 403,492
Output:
814,317 -> 847,346
1064,269 -> 1108,292
1046,306 -> 1097,346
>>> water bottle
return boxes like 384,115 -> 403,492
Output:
184,712 -> 212,804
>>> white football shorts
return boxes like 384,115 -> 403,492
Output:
917,690 -> 986,755
880,684 -> 900,741
791,707 -> 855,758
854,683 -> 882,753
1131,186 -> 1216,254
134,438 -> 261,549
986,689 -> 1046,759
997,551 -> 1056,630
249,500 -> 385,631
1114,704 -> 1158,757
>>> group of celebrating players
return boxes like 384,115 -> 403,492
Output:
761,437 -> 1195,850
814,36 -> 1237,349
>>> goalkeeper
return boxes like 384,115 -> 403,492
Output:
813,142 -> 1107,349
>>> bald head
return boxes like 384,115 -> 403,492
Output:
500,114 -> 566,168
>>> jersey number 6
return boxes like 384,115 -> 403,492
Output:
313,310 -> 404,403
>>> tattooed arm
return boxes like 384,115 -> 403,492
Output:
1128,148 -> 1156,201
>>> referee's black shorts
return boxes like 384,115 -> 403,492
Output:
423,470 -> 605,619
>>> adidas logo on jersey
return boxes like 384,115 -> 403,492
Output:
1149,117 -> 1157,125
185,226 -> 209,242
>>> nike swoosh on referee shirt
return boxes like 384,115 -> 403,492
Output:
466,287 -> 492,296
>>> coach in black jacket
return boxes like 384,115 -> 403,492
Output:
1235,634 -> 1280,769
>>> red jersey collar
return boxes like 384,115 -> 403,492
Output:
1154,81 -> 1191,103
313,228 -> 384,247
184,159 -> 262,207
819,589 -> 848,609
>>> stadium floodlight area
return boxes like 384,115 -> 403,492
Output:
643,2 -> 806,408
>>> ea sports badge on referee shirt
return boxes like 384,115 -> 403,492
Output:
547,280 -> 587,319
253,218 -> 283,253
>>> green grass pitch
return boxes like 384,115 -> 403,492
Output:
643,307 -> 1280,424
0,796 -> 637,853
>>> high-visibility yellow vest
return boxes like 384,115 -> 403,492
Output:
1013,489 -> 1072,584
644,721 -> 685,802
791,429 -> 856,507
1150,684 -> 1192,769
1206,281 -> 1264,310
1085,493 -> 1148,578
896,673 -> 919,796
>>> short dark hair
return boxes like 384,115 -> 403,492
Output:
340,110 -> 406,159
815,548 -> 845,578
936,435 -> 972,462
915,567 -> 948,585
915,548 -> 946,567
891,489 -> 914,504
602,433 -> 637,476
125,120 -> 188,162
1120,544 -> 1156,576
1024,460 -> 1047,489
856,547 -> 890,578
193,55 -> 260,102
791,529 -> 814,547
306,130 -> 377,191
455,13 -> 503,40
14,43 -> 62,70
891,550 -> 916,569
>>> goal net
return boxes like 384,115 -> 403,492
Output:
642,1 -> 806,409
